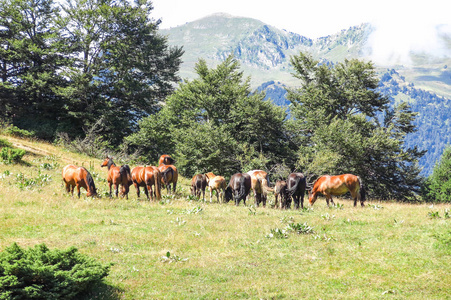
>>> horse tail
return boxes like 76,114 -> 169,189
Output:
262,177 -> 273,194
286,178 -> 300,195
358,176 -> 366,202
83,167 -> 97,196
154,170 -> 162,200
162,167 -> 174,186
236,175 -> 247,201
120,164 -> 132,181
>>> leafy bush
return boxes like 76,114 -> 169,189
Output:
0,138 -> 12,148
0,243 -> 110,300
3,125 -> 34,138
0,147 -> 26,164
14,171 -> 52,190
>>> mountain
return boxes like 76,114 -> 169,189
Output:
160,13 -> 451,175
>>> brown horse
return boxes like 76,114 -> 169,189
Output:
131,166 -> 161,201
205,172 -> 227,203
62,164 -> 97,198
191,174 -> 207,201
308,174 -> 365,207
158,164 -> 178,194
158,154 -> 175,166
274,180 -> 289,209
101,157 -> 132,199
247,170 -> 274,207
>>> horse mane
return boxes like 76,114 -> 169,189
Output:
82,167 -> 97,195
107,157 -> 116,170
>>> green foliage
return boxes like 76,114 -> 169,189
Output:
0,138 -> 12,148
14,171 -> 52,190
2,125 -> 34,138
287,52 -> 424,200
0,0 -> 183,144
126,56 -> 290,176
0,147 -> 26,164
424,145 -> 451,202
0,243 -> 110,299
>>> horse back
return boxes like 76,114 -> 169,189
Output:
62,164 -> 78,184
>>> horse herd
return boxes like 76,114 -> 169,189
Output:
62,155 -> 366,208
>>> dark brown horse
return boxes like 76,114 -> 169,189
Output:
101,157 -> 132,199
131,166 -> 161,201
309,174 -> 365,207
286,173 -> 306,209
274,180 -> 290,209
191,174 -> 207,201
224,173 -> 252,206
158,154 -> 175,166
62,164 -> 97,198
157,164 -> 178,194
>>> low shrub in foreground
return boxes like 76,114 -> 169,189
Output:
0,243 -> 110,300
0,147 -> 26,164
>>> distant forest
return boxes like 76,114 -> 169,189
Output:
257,69 -> 451,176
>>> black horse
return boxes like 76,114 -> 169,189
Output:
286,173 -> 306,209
224,173 -> 252,206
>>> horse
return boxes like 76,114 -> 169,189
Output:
224,173 -> 252,206
274,180 -> 290,209
158,154 -> 175,166
308,174 -> 365,207
205,172 -> 227,203
157,164 -> 178,194
131,166 -> 161,201
286,172 -> 307,209
62,164 -> 97,198
100,157 -> 132,199
247,170 -> 274,207
191,174 -> 207,201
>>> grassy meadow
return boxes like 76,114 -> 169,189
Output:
0,135 -> 450,299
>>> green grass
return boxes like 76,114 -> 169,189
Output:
0,134 -> 450,299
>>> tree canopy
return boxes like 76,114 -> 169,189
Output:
0,0 -> 183,144
423,145 -> 451,202
125,56 -> 290,176
286,52 -> 424,200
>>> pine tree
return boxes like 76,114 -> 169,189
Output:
287,52 -> 424,200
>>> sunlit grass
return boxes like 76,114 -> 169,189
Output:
0,134 -> 450,299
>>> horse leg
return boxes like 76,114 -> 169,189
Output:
143,185 -> 149,200
173,181 -> 177,194
76,185 -> 81,198
70,185 -> 75,196
134,183 -> 140,198
300,193 -> 304,209
114,183 -> 119,198
108,182 -> 113,198
147,185 -> 153,201
293,193 -> 300,210
209,188 -> 213,203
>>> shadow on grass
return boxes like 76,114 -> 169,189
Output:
80,282 -> 124,300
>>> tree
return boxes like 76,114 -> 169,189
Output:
286,52 -> 424,200
56,0 -> 183,145
0,0 -> 68,138
423,145 -> 451,202
125,56 -> 290,176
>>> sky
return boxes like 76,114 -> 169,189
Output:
151,0 -> 450,65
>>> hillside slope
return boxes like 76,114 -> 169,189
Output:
160,13 -> 451,99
